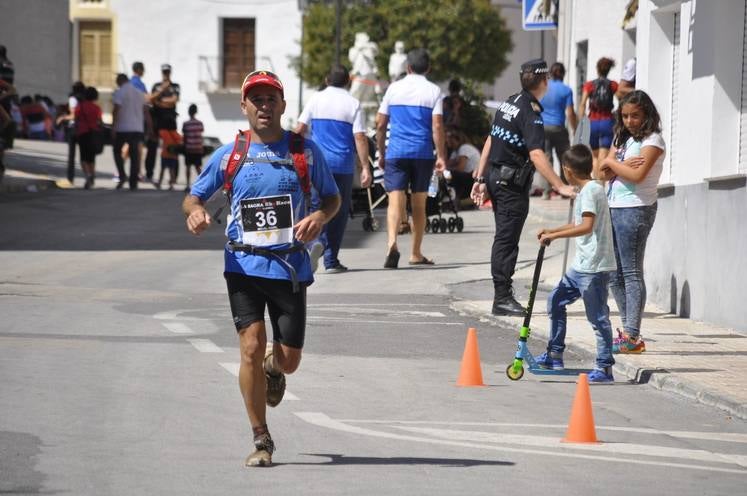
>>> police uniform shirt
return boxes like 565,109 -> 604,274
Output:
488,90 -> 545,168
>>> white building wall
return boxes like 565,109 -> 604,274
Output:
559,0 -> 747,331
109,0 -> 303,142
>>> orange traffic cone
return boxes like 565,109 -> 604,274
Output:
456,328 -> 485,387
562,373 -> 600,443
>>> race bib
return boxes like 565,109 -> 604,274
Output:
239,194 -> 294,247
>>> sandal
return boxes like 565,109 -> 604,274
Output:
397,221 -> 411,235
408,257 -> 434,266
384,249 -> 400,269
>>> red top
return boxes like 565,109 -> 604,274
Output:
582,79 -> 619,120
75,100 -> 102,136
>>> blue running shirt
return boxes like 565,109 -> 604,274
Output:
378,74 -> 443,160
191,131 -> 339,283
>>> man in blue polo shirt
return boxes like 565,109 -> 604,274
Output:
295,65 -> 372,273
539,62 -> 576,198
376,48 -> 446,268
182,70 -> 340,467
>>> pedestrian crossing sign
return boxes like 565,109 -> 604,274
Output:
522,0 -> 559,31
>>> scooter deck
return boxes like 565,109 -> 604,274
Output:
526,367 -> 591,376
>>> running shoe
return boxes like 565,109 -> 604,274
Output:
308,241 -> 324,274
245,433 -> 275,467
264,345 -> 286,407
612,329 -> 646,354
325,263 -> 348,274
535,352 -> 564,370
588,368 -> 614,383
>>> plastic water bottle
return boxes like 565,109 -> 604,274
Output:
428,172 -> 439,198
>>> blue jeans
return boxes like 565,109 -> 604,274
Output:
609,204 -> 657,339
546,268 -> 615,369
323,173 -> 353,269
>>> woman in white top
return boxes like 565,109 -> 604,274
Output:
599,90 -> 666,355
445,127 -> 479,200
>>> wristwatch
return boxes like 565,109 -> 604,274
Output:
475,176 -> 486,184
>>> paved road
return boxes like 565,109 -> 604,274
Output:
1,189 -> 746,495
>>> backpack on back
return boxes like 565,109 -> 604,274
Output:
589,78 -> 614,113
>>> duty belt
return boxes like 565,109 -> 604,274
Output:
227,241 -> 306,292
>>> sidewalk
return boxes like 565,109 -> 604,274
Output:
451,198 -> 747,421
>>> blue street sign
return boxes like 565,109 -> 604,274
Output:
522,0 -> 558,31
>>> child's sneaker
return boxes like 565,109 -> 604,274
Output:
612,329 -> 646,354
535,352 -> 564,370
588,367 -> 614,383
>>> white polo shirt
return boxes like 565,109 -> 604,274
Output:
298,86 -> 365,175
378,74 -> 443,160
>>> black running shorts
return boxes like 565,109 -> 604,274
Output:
224,272 -> 307,349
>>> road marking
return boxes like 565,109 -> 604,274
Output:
336,420 -> 747,444
187,338 -> 223,353
393,426 -> 747,468
294,412 -> 747,474
163,322 -> 193,334
307,316 -> 463,326
219,362 -> 299,400
311,307 -> 446,318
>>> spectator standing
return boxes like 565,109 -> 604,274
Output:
0,79 -> 15,181
112,73 -> 148,190
130,61 -> 147,93
0,45 -> 14,85
75,86 -> 102,189
539,62 -> 577,199
599,90 -> 666,355
469,59 -> 575,316
442,79 -> 466,128
181,103 -> 204,191
535,144 -> 617,383
60,82 -> 86,184
145,64 -> 180,183
578,57 -> 618,176
376,48 -> 447,268
156,126 -> 181,191
295,65 -> 372,273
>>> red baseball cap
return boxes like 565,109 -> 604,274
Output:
241,70 -> 284,99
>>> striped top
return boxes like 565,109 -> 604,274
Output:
182,118 -> 204,154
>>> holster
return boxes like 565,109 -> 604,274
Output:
494,158 -> 535,191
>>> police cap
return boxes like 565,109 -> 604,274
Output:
520,59 -> 549,75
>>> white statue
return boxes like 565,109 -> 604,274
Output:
388,41 -> 407,81
348,32 -> 379,106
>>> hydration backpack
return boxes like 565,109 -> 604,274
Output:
589,78 -> 614,113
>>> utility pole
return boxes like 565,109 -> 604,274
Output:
334,0 -> 342,65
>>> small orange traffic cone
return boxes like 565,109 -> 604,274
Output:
456,328 -> 485,387
562,373 -> 600,443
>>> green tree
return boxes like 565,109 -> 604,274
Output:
294,0 -> 511,142
297,0 -> 512,86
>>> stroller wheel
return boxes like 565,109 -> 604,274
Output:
456,217 -> 464,232
448,217 -> 456,233
370,218 -> 380,231
362,217 -> 372,231
424,220 -> 431,233
439,218 -> 447,233
430,218 -> 440,234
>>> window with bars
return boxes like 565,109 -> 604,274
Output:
223,18 -> 256,89
79,21 -> 112,89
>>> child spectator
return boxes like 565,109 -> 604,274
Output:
157,126 -> 182,191
181,103 -> 204,191
599,90 -> 666,354
20,95 -> 52,140
75,86 -> 102,189
536,144 -> 617,383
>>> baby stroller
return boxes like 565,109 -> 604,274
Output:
425,173 -> 464,234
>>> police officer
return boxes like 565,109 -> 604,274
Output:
471,59 -> 576,316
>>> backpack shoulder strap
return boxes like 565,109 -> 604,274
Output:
223,129 -> 252,196
288,131 -> 311,195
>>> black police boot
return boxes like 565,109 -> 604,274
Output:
491,294 -> 526,317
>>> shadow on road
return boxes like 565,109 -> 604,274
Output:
286,453 -> 515,467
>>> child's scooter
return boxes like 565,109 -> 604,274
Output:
505,243 -> 589,380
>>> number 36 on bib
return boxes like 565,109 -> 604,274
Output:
239,194 -> 295,247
